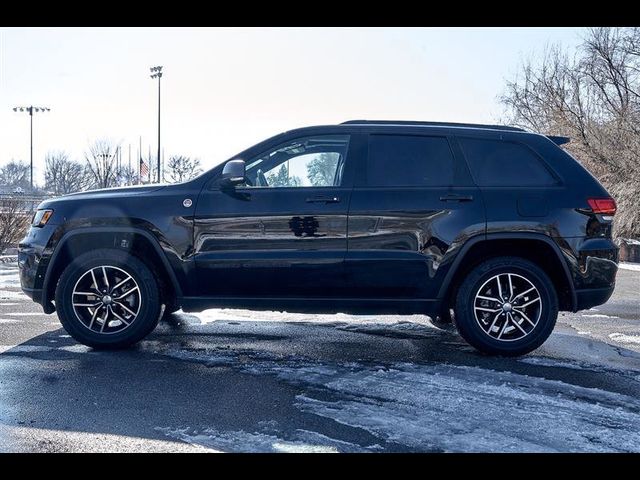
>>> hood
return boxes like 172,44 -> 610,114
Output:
62,183 -> 167,198
37,183 -> 167,210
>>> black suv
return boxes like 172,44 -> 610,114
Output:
18,121 -> 619,356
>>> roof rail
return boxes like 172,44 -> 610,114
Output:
340,120 -> 525,132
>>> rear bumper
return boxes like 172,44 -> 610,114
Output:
575,286 -> 615,311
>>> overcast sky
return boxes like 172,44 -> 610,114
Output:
0,27 -> 584,184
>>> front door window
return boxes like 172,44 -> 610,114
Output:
244,135 -> 350,188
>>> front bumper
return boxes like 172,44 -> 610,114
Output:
21,286 -> 36,300
18,224 -> 59,313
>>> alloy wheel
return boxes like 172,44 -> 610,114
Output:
473,273 -> 542,342
71,265 -> 142,334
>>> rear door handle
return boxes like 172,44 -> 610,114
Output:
439,194 -> 473,202
306,196 -> 340,204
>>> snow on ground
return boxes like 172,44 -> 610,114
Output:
155,353 -> 640,452
185,308 -> 440,341
151,295 -> 640,451
522,330 -> 640,372
0,264 -> 20,289
287,364 -> 640,452
0,290 -> 26,300
4,426 -> 213,453
194,307 -> 436,329
157,427 -> 371,453
2,259 -> 639,452
619,262 -> 640,271
146,303 -> 640,452
0,262 -> 23,300
609,333 -> 640,345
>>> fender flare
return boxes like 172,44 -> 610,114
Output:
437,232 -> 577,312
41,226 -> 183,310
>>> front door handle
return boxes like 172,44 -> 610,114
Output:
439,194 -> 474,202
306,195 -> 340,204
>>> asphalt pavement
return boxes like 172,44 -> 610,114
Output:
0,265 -> 639,452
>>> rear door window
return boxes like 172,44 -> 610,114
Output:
365,134 -> 455,187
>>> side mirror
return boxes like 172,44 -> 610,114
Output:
220,159 -> 246,187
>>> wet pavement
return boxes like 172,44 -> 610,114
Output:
0,265 -> 639,452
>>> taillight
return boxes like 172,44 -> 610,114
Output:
587,198 -> 617,215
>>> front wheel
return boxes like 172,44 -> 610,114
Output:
454,256 -> 558,356
55,249 -> 162,349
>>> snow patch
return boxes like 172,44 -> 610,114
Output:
0,319 -> 19,324
190,308 -> 433,329
537,331 -> 640,372
609,333 -> 640,345
335,320 -> 438,338
619,262 -> 640,271
582,314 -> 619,319
518,357 -> 590,370
0,345 -> 52,353
59,344 -> 92,353
157,427 -> 366,453
278,363 -> 640,452
0,290 -> 25,300
5,312 -> 45,316
0,268 -> 20,288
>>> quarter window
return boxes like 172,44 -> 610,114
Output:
459,137 -> 557,186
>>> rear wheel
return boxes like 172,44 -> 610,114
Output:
454,256 -> 558,356
55,249 -> 161,349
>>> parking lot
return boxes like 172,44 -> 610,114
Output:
1,262 -> 639,452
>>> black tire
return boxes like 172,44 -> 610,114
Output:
55,249 -> 162,349
454,256 -> 558,356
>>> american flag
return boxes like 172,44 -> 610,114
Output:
140,157 -> 149,182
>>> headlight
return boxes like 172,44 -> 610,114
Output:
32,209 -> 54,227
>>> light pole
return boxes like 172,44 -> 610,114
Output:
12,105 -> 50,191
150,66 -> 163,183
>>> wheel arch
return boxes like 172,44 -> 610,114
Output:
437,233 -> 577,313
42,227 -> 183,313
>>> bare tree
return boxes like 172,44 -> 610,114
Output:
117,164 -> 139,186
84,139 -> 121,189
0,160 -> 30,190
501,27 -> 640,238
164,155 -> 202,183
45,151 -> 91,195
307,153 -> 339,186
0,198 -> 30,253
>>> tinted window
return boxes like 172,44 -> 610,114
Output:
245,135 -> 349,188
366,135 -> 455,187
459,137 -> 556,187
